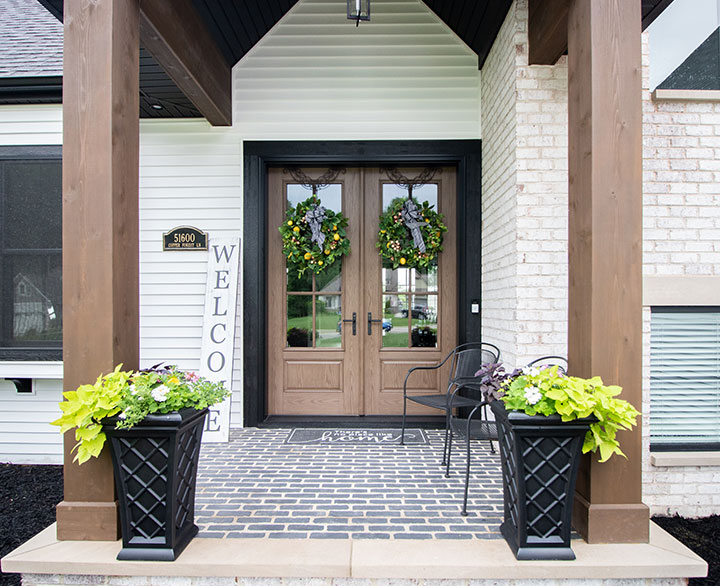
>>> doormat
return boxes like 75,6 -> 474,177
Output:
285,428 -> 428,445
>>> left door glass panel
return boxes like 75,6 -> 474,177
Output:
286,182 -> 343,349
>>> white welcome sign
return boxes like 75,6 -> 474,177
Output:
200,237 -> 240,442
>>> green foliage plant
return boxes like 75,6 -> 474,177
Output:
52,364 -> 230,465
477,363 -> 640,463
278,195 -> 350,278
377,197 -> 447,269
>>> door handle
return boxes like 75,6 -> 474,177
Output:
342,312 -> 357,336
368,312 -> 382,335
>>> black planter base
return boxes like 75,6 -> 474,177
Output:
116,524 -> 199,561
500,521 -> 576,560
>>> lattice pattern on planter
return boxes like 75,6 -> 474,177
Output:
520,435 -> 575,539
175,423 -> 203,529
497,423 -> 520,532
117,436 -> 170,540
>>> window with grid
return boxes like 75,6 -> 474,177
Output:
650,307 -> 720,451
0,147 -> 62,361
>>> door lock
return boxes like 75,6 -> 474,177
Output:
342,312 -> 357,336
367,312 -> 382,335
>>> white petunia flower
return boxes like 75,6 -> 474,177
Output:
128,384 -> 137,395
151,384 -> 169,402
524,385 -> 542,405
118,411 -> 127,420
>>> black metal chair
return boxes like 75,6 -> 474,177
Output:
446,355 -> 569,516
525,355 -> 568,373
400,342 -> 500,466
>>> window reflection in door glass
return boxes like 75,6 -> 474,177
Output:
287,295 -> 312,347
413,265 -> 438,293
315,261 -> 341,292
287,267 -> 312,292
382,294 -> 409,348
316,295 -> 341,348
383,266 -> 410,293
411,295 -> 438,348
382,183 -> 437,212
287,184 -> 342,213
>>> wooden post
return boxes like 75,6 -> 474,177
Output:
567,0 -> 650,543
56,0 -> 140,541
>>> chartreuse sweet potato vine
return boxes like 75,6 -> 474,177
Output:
500,365 -> 640,463
52,364 -> 229,465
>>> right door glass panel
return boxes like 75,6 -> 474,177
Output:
381,182 -> 440,348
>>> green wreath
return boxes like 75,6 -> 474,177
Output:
377,197 -> 447,269
279,195 -> 350,277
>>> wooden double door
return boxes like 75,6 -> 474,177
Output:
267,166 -> 457,416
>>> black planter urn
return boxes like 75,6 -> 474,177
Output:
103,407 -> 207,561
490,400 -> 593,561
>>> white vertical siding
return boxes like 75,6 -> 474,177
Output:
138,120 -> 244,425
233,0 -> 480,139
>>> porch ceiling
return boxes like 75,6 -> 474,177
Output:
34,0 -> 674,119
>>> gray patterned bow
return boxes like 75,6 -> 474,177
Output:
305,203 -> 327,249
401,199 -> 426,253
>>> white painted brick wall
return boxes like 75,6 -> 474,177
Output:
481,0 -> 569,368
641,32 -> 720,517
483,5 -> 720,516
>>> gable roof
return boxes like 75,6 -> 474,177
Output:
1,0 -> 678,118
658,26 -> 720,91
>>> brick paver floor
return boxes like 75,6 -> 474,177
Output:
195,428 -> 504,539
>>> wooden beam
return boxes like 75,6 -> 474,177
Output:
139,0 -> 231,126
567,0 -> 649,544
528,0 -> 571,65
57,0 -> 140,541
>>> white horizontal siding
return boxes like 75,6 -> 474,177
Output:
0,104 -> 62,145
138,120 -> 243,427
0,379 -> 63,464
0,104 -> 64,463
233,0 -> 480,140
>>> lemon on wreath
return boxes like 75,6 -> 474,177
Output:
399,257 -> 407,265
334,233 -> 340,241
293,226 -> 300,233
318,260 -> 324,266
287,220 -> 293,226
304,252 -> 312,260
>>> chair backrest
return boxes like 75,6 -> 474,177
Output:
449,342 -> 500,383
526,355 -> 568,374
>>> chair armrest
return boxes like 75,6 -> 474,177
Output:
402,349 -> 456,397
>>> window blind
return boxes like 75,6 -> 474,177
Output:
650,308 -> 720,449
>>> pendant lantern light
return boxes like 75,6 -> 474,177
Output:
347,0 -> 370,26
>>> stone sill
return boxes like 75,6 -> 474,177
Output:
651,451 -> 720,467
652,88 -> 720,101
0,523 -> 706,581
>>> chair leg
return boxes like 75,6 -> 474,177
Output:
445,430 -> 453,478
441,410 -> 450,466
400,397 -> 407,446
461,435 -> 472,516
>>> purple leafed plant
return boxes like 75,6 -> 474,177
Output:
474,362 -> 521,402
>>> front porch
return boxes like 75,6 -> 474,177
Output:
1,429 -> 706,583
194,429 -> 503,539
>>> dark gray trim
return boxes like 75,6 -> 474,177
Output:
243,140 -> 482,426
0,77 -> 62,104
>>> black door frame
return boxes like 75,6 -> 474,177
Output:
243,140 -> 482,426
